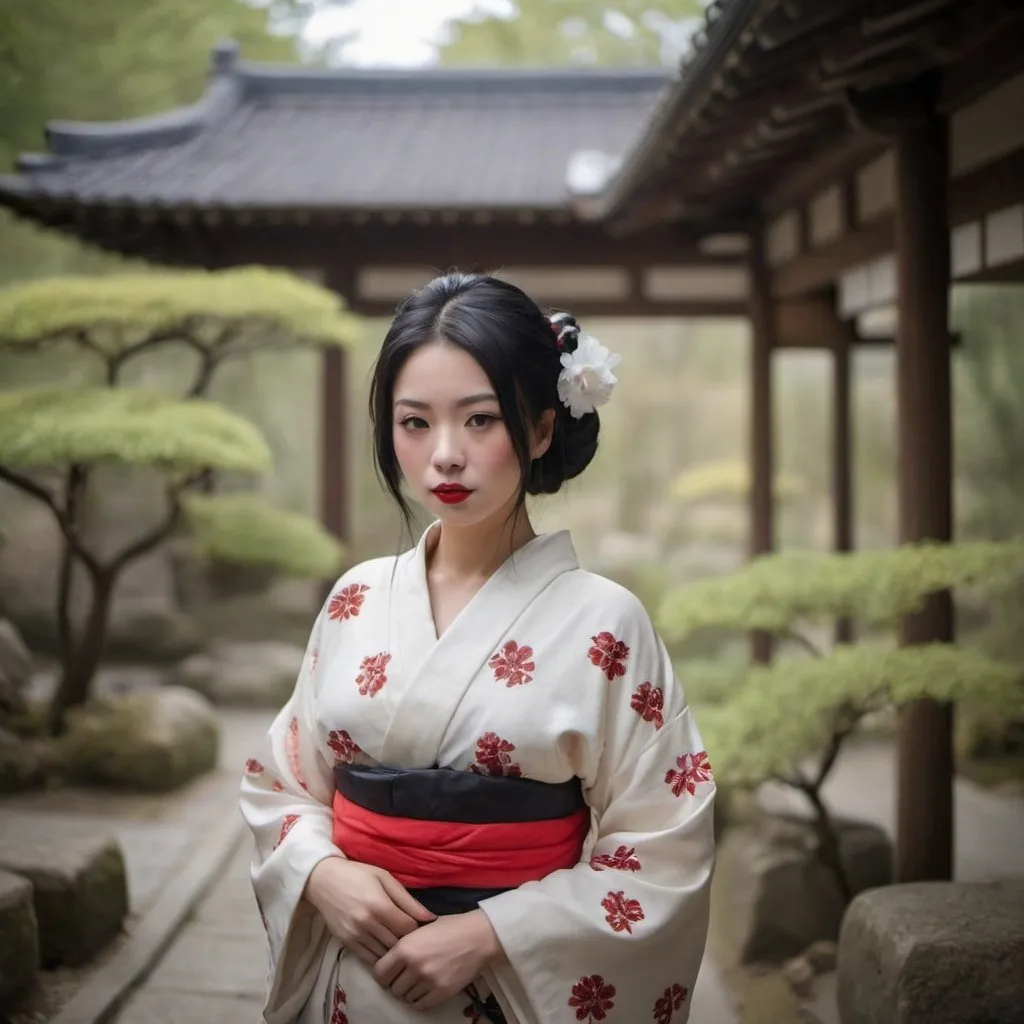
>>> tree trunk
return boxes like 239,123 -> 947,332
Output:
48,569 -> 115,736
804,785 -> 853,906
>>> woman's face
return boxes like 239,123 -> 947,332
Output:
392,341 -> 552,529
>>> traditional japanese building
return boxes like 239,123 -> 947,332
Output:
3,0 -> 1024,883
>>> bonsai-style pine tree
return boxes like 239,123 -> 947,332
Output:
0,267 -> 361,734
658,541 -> 1024,901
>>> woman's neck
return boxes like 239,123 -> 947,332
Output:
426,509 -> 537,582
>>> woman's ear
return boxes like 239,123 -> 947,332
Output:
531,408 -> 556,460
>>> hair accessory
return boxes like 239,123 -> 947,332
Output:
550,314 -> 621,419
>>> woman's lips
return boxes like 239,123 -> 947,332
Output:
432,485 -> 472,505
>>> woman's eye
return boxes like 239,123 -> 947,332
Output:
399,416 -> 428,430
467,413 -> 498,428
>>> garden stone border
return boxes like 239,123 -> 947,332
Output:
48,812 -> 245,1024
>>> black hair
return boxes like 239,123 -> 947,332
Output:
368,271 -> 601,527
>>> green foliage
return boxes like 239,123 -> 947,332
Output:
658,541 -> 1024,641
0,267 -> 361,356
439,0 -> 705,67
669,459 -> 806,504
700,644 -> 1023,788
183,492 -> 344,578
0,386 -> 271,474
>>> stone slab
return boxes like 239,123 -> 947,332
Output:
145,931 -> 268,999
0,826 -> 128,967
115,989 -> 265,1024
838,879 -> 1024,1024
0,868 -> 39,1013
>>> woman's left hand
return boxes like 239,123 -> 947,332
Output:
372,909 -> 504,1009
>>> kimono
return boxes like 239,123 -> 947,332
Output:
240,525 -> 715,1024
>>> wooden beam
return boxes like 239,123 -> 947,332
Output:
832,313 -> 855,645
345,297 -> 746,319
771,147 -> 1024,297
747,222 -> 776,665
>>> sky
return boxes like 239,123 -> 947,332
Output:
301,0 -> 510,66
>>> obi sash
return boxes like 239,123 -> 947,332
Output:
332,764 -> 589,916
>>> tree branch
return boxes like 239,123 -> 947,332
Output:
0,465 -> 102,576
105,474 -> 203,575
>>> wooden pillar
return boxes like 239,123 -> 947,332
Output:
832,318 -> 855,645
892,83 -> 955,884
748,224 -> 776,663
849,73 -> 955,882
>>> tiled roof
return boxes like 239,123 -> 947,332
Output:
0,43 -> 669,211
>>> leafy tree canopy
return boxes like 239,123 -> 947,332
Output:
183,492 -> 343,578
0,387 -> 271,474
659,541 -> 1024,640
698,644 -> 1024,788
0,267 -> 362,355
438,0 -> 706,67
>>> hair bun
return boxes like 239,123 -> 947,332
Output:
549,311 -> 581,353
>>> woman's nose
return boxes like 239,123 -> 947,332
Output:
431,428 -> 466,471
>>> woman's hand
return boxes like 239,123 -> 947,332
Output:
373,909 -> 505,1010
303,857 -> 436,966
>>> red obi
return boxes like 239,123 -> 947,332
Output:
331,764 -> 589,895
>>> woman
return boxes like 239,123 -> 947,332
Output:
240,272 -> 715,1024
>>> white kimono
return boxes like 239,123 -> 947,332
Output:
240,526 -> 715,1024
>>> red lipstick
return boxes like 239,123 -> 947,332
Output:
432,484 -> 472,505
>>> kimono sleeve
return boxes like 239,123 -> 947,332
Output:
479,608 -> 715,1024
239,602 -> 342,1024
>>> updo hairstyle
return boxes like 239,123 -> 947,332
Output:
369,271 -> 600,524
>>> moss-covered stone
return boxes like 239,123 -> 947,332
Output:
0,833 -> 127,968
57,686 -> 219,792
0,869 -> 38,1012
172,641 -> 302,708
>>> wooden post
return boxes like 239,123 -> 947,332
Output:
748,224 -> 776,663
832,316 -> 855,646
848,73 -> 955,881
892,83 -> 955,884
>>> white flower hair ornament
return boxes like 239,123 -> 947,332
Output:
550,313 -> 621,419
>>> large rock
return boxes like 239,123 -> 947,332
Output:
0,869 -> 38,1011
0,830 -> 127,968
0,619 -> 32,713
711,813 -> 892,967
837,879 -> 1024,1024
172,640 -> 303,708
59,686 -> 220,792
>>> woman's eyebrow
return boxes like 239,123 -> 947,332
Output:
394,393 -> 498,410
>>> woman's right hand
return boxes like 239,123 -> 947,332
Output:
304,857 -> 436,966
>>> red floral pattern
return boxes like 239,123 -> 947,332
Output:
356,652 -> 391,697
271,780 -> 284,792
328,583 -> 369,621
569,974 -> 617,1022
601,890 -> 645,934
665,750 -> 713,797
653,983 -> 689,1024
276,813 -> 300,848
590,844 -> 642,873
588,631 -> 630,680
309,647 -> 319,673
488,640 -> 536,687
630,681 -> 665,729
285,717 -> 308,791
330,984 -> 349,1024
468,732 -> 523,777
327,729 -> 361,764
243,758 -> 264,776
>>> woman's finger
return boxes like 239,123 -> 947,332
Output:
407,980 -> 435,1005
388,966 -> 421,999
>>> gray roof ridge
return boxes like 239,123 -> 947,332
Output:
17,58 -> 244,171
